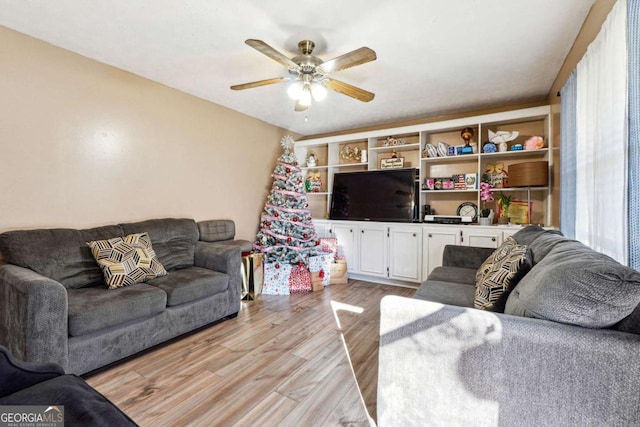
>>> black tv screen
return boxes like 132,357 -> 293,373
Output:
330,169 -> 416,222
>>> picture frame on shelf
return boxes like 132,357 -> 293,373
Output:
504,200 -> 532,224
380,157 -> 404,169
305,172 -> 323,193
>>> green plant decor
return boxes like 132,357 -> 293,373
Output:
498,192 -> 512,218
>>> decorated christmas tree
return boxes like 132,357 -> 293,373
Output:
254,135 -> 319,268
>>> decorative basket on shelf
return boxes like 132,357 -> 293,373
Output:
508,161 -> 549,188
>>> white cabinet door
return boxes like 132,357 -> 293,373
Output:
422,227 -> 461,278
389,226 -> 422,282
462,229 -> 502,248
358,224 -> 387,277
331,224 -> 358,272
313,220 -> 332,239
502,228 -> 519,240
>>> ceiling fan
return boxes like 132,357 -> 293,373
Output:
231,39 -> 376,111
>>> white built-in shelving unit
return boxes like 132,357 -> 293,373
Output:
295,105 -> 553,226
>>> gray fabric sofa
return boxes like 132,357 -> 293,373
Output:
0,218 -> 241,375
378,226 -> 640,426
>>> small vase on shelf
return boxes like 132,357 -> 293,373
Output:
478,209 -> 493,226
479,217 -> 492,226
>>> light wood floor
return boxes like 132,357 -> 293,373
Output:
85,280 -> 415,427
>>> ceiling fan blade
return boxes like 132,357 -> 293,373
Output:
230,77 -> 289,90
324,78 -> 375,102
245,39 -> 299,70
319,47 -> 376,73
294,100 -> 309,112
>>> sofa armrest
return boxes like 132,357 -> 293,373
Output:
194,242 -> 241,274
442,245 -> 494,269
0,264 -> 68,369
194,242 -> 242,315
378,296 -> 640,427
0,345 -> 64,398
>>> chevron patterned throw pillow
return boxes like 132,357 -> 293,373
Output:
87,232 -> 167,289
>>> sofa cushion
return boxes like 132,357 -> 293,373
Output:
0,225 -> 124,289
413,280 -> 475,307
511,225 -> 559,246
87,232 -> 167,289
428,266 -> 477,286
146,266 -> 229,306
474,237 -> 533,312
67,283 -> 167,337
213,239 -> 254,252
505,240 -> 640,328
442,245 -> 497,270
197,220 -> 235,242
0,374 -> 137,426
120,218 -> 198,271
614,303 -> 640,335
526,231 -> 568,264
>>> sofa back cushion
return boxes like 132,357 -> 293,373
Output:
525,231 -> 568,265
197,220 -> 235,242
511,225 -> 564,264
0,225 -> 124,288
120,218 -> 198,271
510,225 -> 549,246
613,303 -> 640,335
504,239 -> 640,329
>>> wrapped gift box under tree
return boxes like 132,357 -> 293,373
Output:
309,253 -> 333,291
241,252 -> 264,300
330,259 -> 348,285
262,262 -> 293,295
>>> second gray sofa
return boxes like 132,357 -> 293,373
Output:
378,226 -> 640,426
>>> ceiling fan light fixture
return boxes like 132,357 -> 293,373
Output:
232,39 -> 377,110
287,81 -> 304,100
311,83 -> 327,102
299,86 -> 312,106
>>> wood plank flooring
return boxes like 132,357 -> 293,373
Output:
85,280 -> 415,427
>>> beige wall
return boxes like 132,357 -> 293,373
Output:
0,26 -> 287,241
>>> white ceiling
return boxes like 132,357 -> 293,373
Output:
0,0 -> 595,136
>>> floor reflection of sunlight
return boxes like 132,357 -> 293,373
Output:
330,300 -> 376,427
331,300 -> 364,329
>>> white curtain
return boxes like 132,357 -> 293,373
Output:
560,70 -> 577,239
575,0 -> 628,263
629,0 -> 640,270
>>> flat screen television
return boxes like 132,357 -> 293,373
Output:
330,168 -> 417,222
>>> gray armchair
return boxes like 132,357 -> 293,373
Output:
0,345 -> 137,425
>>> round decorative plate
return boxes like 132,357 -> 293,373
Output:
457,201 -> 478,222
425,144 -> 438,158
437,141 -> 449,157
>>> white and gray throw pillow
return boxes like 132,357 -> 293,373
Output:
87,232 -> 167,289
